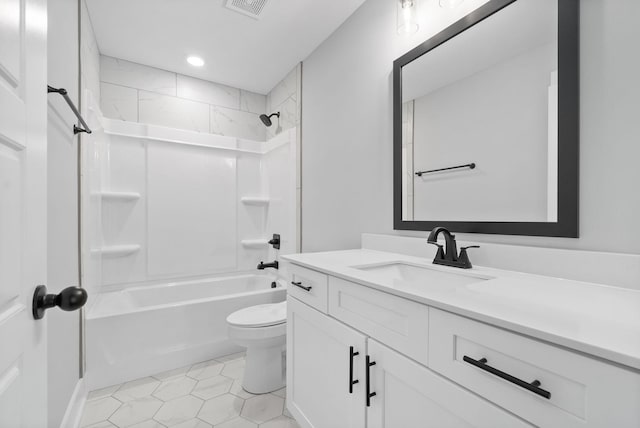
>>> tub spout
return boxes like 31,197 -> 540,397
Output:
257,260 -> 279,270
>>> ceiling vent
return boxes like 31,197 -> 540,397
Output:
224,0 -> 268,19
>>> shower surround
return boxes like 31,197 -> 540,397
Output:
81,90 -> 297,388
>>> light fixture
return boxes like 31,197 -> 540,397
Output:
439,0 -> 464,9
186,56 -> 205,67
397,0 -> 419,36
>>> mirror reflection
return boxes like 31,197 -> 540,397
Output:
401,0 -> 558,222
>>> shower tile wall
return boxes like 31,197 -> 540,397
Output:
100,55 -> 267,141
265,64 -> 301,251
266,65 -> 300,140
81,1 -> 100,105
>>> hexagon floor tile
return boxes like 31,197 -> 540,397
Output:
241,394 -> 284,424
216,417 -> 257,428
172,419 -> 213,428
80,353 -> 299,428
220,359 -> 246,380
109,396 -> 163,427
261,415 -> 302,428
187,359 -> 224,380
112,378 -> 161,403
198,394 -> 244,425
152,376 -> 197,401
192,375 -> 234,400
128,420 -> 164,428
154,395 -> 203,426
80,397 -> 121,427
84,421 -> 118,428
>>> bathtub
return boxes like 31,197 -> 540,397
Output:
86,273 -> 286,390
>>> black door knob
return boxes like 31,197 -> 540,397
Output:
32,285 -> 88,320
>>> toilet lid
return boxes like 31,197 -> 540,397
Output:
227,301 -> 287,328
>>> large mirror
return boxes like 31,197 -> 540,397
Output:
393,0 -> 578,237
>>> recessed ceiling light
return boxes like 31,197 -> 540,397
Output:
187,56 -> 205,67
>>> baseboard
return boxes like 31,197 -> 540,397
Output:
59,378 -> 87,428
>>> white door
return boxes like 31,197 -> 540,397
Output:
0,0 -> 49,426
366,340 -> 533,428
286,296 -> 366,428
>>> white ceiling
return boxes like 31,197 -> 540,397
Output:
85,0 -> 366,94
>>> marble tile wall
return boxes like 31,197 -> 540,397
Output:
81,1 -> 100,105
265,63 -> 302,252
100,56 -> 267,141
266,64 -> 301,140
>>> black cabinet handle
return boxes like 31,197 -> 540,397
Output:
291,281 -> 312,292
349,346 -> 360,393
463,356 -> 551,399
366,355 -> 377,407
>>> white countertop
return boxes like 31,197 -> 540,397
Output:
282,249 -> 640,371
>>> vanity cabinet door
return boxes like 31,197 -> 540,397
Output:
366,339 -> 532,428
287,296 -> 366,428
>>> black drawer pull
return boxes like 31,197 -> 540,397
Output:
349,346 -> 360,393
463,356 -> 551,399
366,355 -> 377,407
291,281 -> 312,292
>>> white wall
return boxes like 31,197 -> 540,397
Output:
301,0 -> 640,255
47,0 -> 81,426
100,56 -> 267,141
411,43 -> 554,222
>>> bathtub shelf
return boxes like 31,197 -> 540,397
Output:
241,196 -> 270,206
241,239 -> 270,248
96,191 -> 141,201
91,244 -> 141,257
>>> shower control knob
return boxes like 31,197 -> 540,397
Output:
268,233 -> 281,249
32,285 -> 88,320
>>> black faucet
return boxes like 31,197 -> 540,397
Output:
427,227 -> 479,269
257,260 -> 279,270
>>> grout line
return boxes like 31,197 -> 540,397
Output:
102,81 -> 262,115
103,400 -> 124,427
193,397 -> 206,422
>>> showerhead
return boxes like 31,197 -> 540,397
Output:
259,112 -> 280,127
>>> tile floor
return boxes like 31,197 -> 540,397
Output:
80,352 -> 300,428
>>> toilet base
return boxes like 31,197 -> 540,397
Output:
242,344 -> 285,394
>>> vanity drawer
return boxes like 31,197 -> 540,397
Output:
429,308 -> 640,428
287,263 -> 328,313
328,276 -> 429,365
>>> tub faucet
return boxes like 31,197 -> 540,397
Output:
257,260 -> 279,270
427,227 -> 479,269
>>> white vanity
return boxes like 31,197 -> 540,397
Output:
281,245 -> 640,428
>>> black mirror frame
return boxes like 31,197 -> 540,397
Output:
393,0 -> 579,237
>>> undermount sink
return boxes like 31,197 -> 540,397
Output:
352,262 -> 490,288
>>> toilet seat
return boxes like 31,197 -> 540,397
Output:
227,301 -> 286,328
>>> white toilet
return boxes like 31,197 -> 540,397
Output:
226,301 -> 287,394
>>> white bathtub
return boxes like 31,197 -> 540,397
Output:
86,273 -> 286,389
